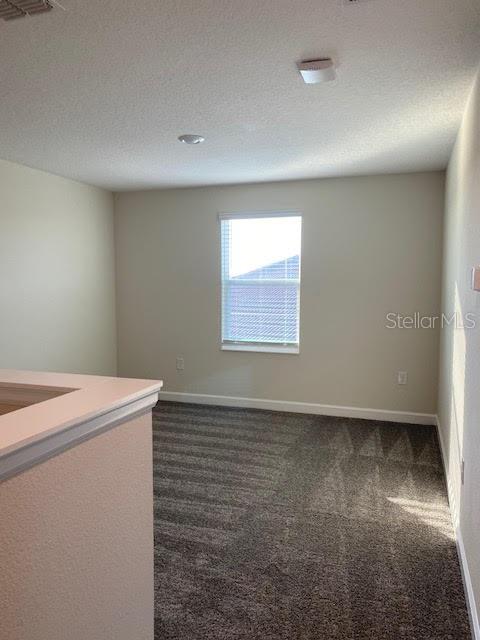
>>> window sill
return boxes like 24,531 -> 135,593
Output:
221,343 -> 299,354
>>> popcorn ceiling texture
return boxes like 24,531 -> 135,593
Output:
0,0 -> 479,189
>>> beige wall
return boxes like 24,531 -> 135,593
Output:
115,172 -> 444,413
0,158 -> 117,375
438,71 -> 480,623
0,413 -> 154,640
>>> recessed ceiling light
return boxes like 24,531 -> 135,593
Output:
178,134 -> 205,145
297,59 -> 336,84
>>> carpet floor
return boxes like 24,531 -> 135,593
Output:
152,402 -> 470,640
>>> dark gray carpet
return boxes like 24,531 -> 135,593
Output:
153,402 -> 471,639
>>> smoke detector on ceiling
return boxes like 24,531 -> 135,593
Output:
0,0 -> 53,21
297,59 -> 336,84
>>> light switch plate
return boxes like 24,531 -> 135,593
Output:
472,267 -> 480,292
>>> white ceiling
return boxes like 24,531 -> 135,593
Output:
0,0 -> 479,190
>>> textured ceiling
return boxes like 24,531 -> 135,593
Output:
0,0 -> 479,190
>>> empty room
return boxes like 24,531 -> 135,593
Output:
1,1 -> 480,639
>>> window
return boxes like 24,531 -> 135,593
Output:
220,212 -> 302,353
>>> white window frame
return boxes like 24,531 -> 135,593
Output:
219,211 -> 302,355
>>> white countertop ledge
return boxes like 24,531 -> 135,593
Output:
0,369 -> 163,482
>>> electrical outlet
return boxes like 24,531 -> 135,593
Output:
471,267 -> 480,292
176,356 -> 185,371
461,458 -> 465,485
397,371 -> 408,385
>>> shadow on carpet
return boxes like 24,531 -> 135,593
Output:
152,402 -> 470,640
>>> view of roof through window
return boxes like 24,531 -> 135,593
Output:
221,214 -> 302,349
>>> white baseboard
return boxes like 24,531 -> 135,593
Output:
436,415 -> 479,640
159,391 -> 436,425
457,530 -> 480,640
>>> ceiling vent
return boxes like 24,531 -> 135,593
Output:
0,0 -> 53,21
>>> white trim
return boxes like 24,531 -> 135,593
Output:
221,278 -> 300,286
218,210 -> 301,221
436,415 -> 479,640
0,391 -> 159,483
219,213 -> 302,350
221,343 -> 299,354
457,530 -> 480,640
159,391 -> 436,425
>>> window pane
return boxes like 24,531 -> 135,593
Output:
221,215 -> 302,346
